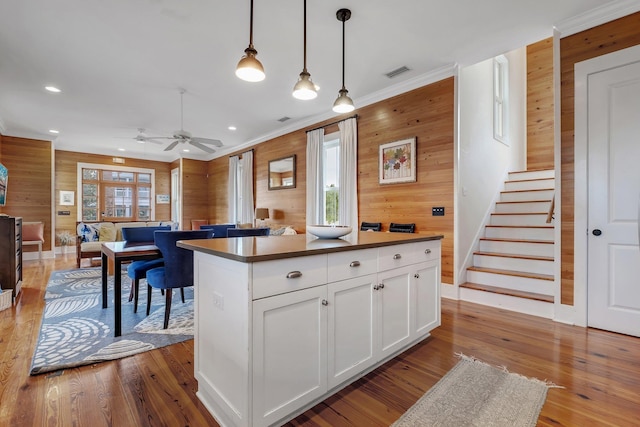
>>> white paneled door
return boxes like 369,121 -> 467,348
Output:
586,52 -> 640,337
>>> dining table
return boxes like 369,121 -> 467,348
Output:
101,241 -> 162,337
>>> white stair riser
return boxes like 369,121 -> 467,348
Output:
479,240 -> 554,257
467,270 -> 555,295
490,214 -> 549,226
495,201 -> 551,213
473,254 -> 554,275
505,178 -> 555,191
485,226 -> 554,240
501,189 -> 555,202
460,288 -> 555,319
508,170 -> 555,181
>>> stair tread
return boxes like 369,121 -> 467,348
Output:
460,282 -> 554,303
467,266 -> 554,281
501,188 -> 554,194
509,169 -> 555,174
496,200 -> 552,204
474,251 -> 554,261
505,177 -> 555,184
480,237 -> 554,244
486,225 -> 553,229
491,212 -> 548,215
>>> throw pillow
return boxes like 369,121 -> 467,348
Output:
98,224 -> 116,241
77,223 -> 100,243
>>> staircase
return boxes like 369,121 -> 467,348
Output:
460,169 -> 556,318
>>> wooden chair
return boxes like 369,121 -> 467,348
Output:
145,230 -> 214,329
22,221 -> 45,261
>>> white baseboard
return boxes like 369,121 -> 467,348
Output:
440,282 -> 458,300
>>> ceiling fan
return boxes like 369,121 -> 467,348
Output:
132,89 -> 223,154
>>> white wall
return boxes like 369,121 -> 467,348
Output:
456,47 -> 526,283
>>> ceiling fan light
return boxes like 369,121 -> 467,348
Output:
293,71 -> 318,100
236,46 -> 265,82
333,88 -> 354,113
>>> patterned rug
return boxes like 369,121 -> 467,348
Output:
30,267 -> 194,375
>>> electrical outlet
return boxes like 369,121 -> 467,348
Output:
432,207 -> 445,216
212,291 -> 224,310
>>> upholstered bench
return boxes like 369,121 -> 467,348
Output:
23,221 -> 45,260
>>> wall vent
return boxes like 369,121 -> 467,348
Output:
278,116 -> 291,122
385,66 -> 411,79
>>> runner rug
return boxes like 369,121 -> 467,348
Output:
391,354 -> 561,427
30,267 -> 193,375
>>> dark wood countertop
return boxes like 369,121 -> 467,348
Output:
177,232 -> 444,263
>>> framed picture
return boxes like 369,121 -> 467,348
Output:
379,137 -> 416,184
60,190 -> 75,206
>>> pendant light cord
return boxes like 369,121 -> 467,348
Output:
249,0 -> 255,47
341,14 -> 346,90
303,0 -> 307,71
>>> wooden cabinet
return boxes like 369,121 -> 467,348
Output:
0,216 -> 22,298
192,237 -> 441,427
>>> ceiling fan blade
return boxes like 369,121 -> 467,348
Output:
141,138 -> 164,145
190,137 -> 223,147
190,140 -> 216,153
164,140 -> 180,151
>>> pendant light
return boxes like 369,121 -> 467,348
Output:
333,8 -> 354,113
236,0 -> 265,82
292,0 -> 318,100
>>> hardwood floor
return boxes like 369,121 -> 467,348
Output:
1,256 -> 639,426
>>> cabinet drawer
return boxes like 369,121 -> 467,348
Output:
378,240 -> 440,271
252,254 -> 327,300
327,248 -> 378,283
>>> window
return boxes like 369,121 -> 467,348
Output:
323,132 -> 340,225
78,164 -> 155,222
493,54 -> 509,144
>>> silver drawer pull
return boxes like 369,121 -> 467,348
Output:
393,254 -> 402,260
286,271 -> 302,279
349,261 -> 361,267
425,248 -> 431,255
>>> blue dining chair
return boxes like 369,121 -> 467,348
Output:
360,222 -> 382,231
122,226 -> 171,313
200,223 -> 237,238
389,222 -> 416,233
145,229 -> 213,329
227,227 -> 270,237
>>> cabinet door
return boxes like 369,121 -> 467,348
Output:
327,274 -> 377,389
377,266 -> 412,359
252,286 -> 327,427
412,260 -> 440,339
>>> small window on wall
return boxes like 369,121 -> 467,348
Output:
493,54 -> 509,145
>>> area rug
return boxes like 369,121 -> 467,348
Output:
30,267 -> 194,375
391,354 -> 561,427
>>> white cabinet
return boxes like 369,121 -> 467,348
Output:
327,273 -> 378,388
192,237 -> 441,427
252,286 -> 327,427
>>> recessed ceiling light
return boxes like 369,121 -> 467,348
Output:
48,129 -> 59,134
45,86 -> 61,93
183,149 -> 190,152
228,126 -> 237,131
118,148 -> 125,151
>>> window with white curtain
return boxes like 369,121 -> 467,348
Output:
228,151 -> 254,225
323,132 -> 340,225
493,54 -> 509,145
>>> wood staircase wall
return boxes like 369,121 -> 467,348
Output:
460,169 -> 556,318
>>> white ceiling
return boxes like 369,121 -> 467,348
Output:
0,0 -> 632,162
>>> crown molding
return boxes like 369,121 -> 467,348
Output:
212,63 -> 457,159
555,0 -> 640,37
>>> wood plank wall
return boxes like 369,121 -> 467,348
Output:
208,77 -> 455,284
560,11 -> 640,305
526,37 -> 554,170
0,136 -> 53,253
181,158 -> 209,229
54,150 -> 171,241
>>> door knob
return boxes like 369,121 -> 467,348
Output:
592,229 -> 602,236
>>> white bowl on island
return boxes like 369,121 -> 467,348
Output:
306,225 -> 353,239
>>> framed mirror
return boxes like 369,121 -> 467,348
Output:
268,155 -> 296,190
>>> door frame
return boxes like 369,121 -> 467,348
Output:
574,44 -> 640,327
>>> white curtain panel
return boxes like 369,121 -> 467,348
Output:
306,128 -> 325,226
339,117 -> 358,228
240,150 -> 255,225
228,155 -> 239,223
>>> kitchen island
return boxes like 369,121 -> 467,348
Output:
179,232 -> 443,427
